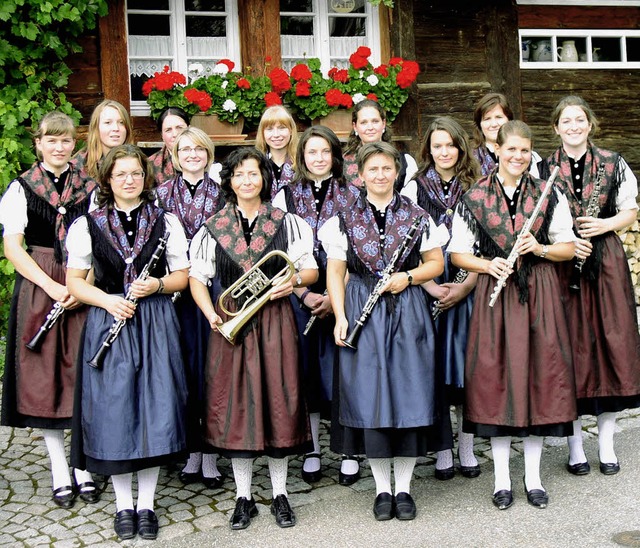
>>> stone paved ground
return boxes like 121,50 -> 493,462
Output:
1,408 -> 640,547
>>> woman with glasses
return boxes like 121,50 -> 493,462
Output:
156,127 -> 226,490
66,144 -> 189,540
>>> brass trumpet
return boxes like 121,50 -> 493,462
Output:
216,250 -> 300,344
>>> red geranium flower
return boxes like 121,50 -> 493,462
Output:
295,81 -> 311,97
218,59 -> 235,72
366,93 -> 378,102
291,63 -> 313,81
329,68 -> 349,83
374,65 -> 389,77
389,57 -> 404,66
349,53 -> 369,70
354,46 -> 371,58
264,91 -> 283,107
237,77 -> 251,89
268,67 -> 292,93
184,88 -> 212,112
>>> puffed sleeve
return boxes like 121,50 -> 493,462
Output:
530,150 -> 542,179
420,217 -> 450,252
317,216 -> 348,261
286,214 -> 318,270
0,181 -> 28,235
403,154 -> 419,187
66,216 -> 93,270
446,210 -> 477,254
549,190 -> 578,244
272,188 -> 288,212
616,157 -> 639,211
400,179 -> 418,204
164,213 -> 190,271
189,225 -> 217,286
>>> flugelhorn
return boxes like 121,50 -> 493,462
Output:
217,250 -> 301,345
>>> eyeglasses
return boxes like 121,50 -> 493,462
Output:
111,171 -> 145,183
178,146 -> 207,155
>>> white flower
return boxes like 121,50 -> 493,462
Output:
366,74 -> 379,86
188,63 -> 204,74
221,80 -> 228,89
223,99 -> 237,112
359,70 -> 365,78
352,93 -> 366,104
213,63 -> 230,75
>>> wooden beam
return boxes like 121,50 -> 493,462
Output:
238,0 -> 281,74
519,6 -> 640,29
98,0 -> 129,111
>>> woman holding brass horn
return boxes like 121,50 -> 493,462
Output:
189,147 -> 318,530
156,127 -> 226,490
66,144 -> 189,540
542,95 -> 640,477
0,111 -> 98,509
449,121 -> 576,511
319,141 -> 447,522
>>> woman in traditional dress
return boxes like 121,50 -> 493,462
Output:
542,95 -> 640,476
149,107 -> 190,185
471,92 -> 541,178
66,144 -> 189,540
320,141 -> 448,521
0,111 -> 99,508
73,99 -> 133,180
402,116 -> 481,481
156,126 -> 226,489
449,120 -> 576,510
255,105 -> 298,199
343,99 -> 418,190
273,126 -> 358,485
189,147 -> 318,530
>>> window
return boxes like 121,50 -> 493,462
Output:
127,0 -> 240,115
280,0 -> 380,72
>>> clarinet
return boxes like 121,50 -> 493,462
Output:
25,301 -> 65,352
343,215 -> 424,350
302,290 -> 327,336
488,166 -> 559,308
432,268 -> 469,320
569,165 -> 605,292
88,232 -> 170,370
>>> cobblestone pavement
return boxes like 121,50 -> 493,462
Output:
1,408 -> 640,547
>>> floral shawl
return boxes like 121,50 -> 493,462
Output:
149,146 -> 176,186
269,157 -> 296,199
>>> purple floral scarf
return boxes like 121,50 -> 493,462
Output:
149,146 -> 176,186
473,146 -> 497,177
269,157 -> 296,199
415,166 -> 463,232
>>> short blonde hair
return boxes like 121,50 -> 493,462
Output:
255,105 -> 298,170
34,112 -> 76,160
171,127 -> 214,173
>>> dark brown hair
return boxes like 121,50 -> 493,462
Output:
295,125 -> 344,185
472,92 -> 514,147
344,99 -> 391,155
219,147 -> 272,204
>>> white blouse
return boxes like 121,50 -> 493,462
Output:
66,212 -> 190,272
189,212 -> 318,286
318,214 -> 450,262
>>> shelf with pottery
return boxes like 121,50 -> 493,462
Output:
519,29 -> 640,69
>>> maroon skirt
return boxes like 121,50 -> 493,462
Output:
203,296 -> 311,457
2,247 -> 86,427
558,232 -> 640,411
464,263 -> 577,435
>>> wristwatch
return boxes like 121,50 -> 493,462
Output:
295,273 -> 303,287
405,271 -> 413,285
539,245 -> 549,259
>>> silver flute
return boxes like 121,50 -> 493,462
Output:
302,290 -> 328,336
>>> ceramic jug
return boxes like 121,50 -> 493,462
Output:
531,40 -> 552,62
522,40 -> 532,61
557,40 -> 579,62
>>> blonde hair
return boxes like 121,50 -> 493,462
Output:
171,127 -> 214,173
34,112 -> 76,160
255,105 -> 298,171
85,100 -> 133,179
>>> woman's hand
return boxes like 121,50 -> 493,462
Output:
44,279 -> 71,303
305,292 -> 333,319
378,272 -> 410,295
129,277 -> 161,299
59,293 -> 81,310
208,311 -> 223,331
270,276 -> 294,300
425,282 -> 449,301
577,216 -> 611,238
514,232 -> 542,256
574,237 -> 593,261
485,257 -> 513,280
436,282 -> 472,310
104,295 -> 137,321
333,315 -> 349,347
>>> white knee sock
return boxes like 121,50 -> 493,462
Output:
268,457 -> 289,498
136,467 -> 160,512
597,412 -> 618,464
369,458 -> 392,495
182,452 -> 202,474
341,457 -> 359,475
231,458 -> 253,500
523,436 -> 544,491
73,468 -> 95,492
111,473 -> 134,512
304,413 -> 322,473
393,457 -> 416,495
42,429 -> 71,493
567,418 -> 587,465
435,449 -> 453,470
490,436 -> 512,493
202,453 -> 221,478
456,405 -> 478,467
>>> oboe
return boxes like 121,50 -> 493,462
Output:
569,165 -> 605,292
343,215 -> 423,350
488,166 -> 559,308
432,268 -> 469,320
88,232 -> 169,369
302,290 -> 327,336
25,301 -> 65,352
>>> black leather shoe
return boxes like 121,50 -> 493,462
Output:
566,461 -> 591,476
434,466 -> 455,481
137,509 -> 159,540
373,492 -> 395,521
114,509 -> 137,540
525,489 -> 549,508
460,464 -> 481,478
599,461 -> 620,475
202,474 -> 225,489
52,485 -> 75,509
492,489 -> 514,510
178,471 -> 202,484
230,497 -> 258,530
271,494 -> 296,528
301,453 -> 322,483
394,492 -> 416,520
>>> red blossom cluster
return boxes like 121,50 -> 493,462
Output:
325,88 -> 353,109
269,67 -> 292,94
349,46 -> 372,70
396,60 -> 420,88
374,65 -> 389,77
328,67 -> 349,83
236,78 -> 251,89
290,63 -> 313,81
295,81 -> 311,97
142,65 -> 187,96
184,88 -> 212,112
218,59 -> 235,72
264,91 -> 283,107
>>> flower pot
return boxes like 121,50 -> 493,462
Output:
190,114 -> 246,139
312,109 -> 353,138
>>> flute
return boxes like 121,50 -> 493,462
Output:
488,166 -> 559,308
25,301 -> 65,352
302,290 -> 328,336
